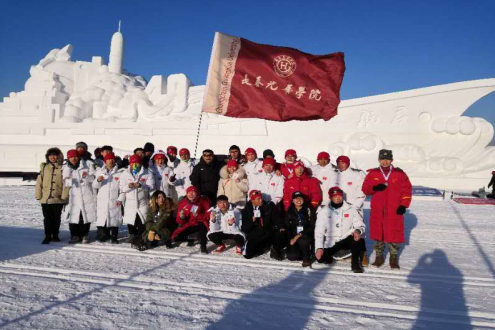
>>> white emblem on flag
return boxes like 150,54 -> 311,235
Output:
273,55 -> 296,78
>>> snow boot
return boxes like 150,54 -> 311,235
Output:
123,234 -> 135,244
111,236 -> 119,244
302,260 -> 312,268
200,244 -> 208,254
131,237 -> 147,251
41,236 -> 51,244
352,261 -> 364,273
69,236 -> 81,244
372,254 -> 385,268
390,255 -> 400,269
270,248 -> 283,261
82,236 -> 89,244
164,240 -> 173,249
52,234 -> 61,242
186,240 -> 196,247
360,252 -> 369,267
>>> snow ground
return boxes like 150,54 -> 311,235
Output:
0,186 -> 494,330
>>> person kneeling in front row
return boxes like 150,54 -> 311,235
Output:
315,187 -> 366,273
143,190 -> 178,249
207,195 -> 245,255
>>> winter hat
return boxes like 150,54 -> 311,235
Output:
245,148 -> 257,156
129,155 -> 142,164
76,142 -> 88,150
262,157 -> 276,167
104,152 -> 116,163
229,145 -> 240,152
263,149 -> 275,158
292,191 -> 304,200
285,149 -> 297,158
46,147 -> 62,159
144,142 -> 155,154
249,190 -> 262,201
492,171 -> 495,175
67,149 -> 79,159
317,152 -> 330,161
179,148 -> 190,156
293,161 -> 305,169
167,146 -> 178,155
153,153 -> 167,161
336,155 -> 350,167
328,186 -> 344,198
227,160 -> 238,169
186,186 -> 198,194
378,149 -> 393,160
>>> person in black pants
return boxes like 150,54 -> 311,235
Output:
190,149 -> 223,206
241,190 -> 285,260
285,191 -> 316,267
207,195 -> 245,254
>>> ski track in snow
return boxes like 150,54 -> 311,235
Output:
0,186 -> 495,330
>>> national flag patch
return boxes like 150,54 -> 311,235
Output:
348,182 -> 352,185
344,214 -> 349,218
114,177 -> 119,181
271,183 -> 275,186
323,177 -> 327,180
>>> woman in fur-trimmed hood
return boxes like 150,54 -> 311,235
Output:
217,160 -> 249,208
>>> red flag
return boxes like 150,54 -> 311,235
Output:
202,32 -> 345,122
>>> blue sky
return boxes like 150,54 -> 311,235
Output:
1,0 -> 494,142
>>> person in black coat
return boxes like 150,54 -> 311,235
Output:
284,191 -> 316,267
190,149 -> 223,205
488,171 -> 495,198
241,190 -> 286,260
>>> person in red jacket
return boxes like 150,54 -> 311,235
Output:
171,186 -> 211,254
282,161 -> 322,211
280,149 -> 298,179
361,149 -> 412,269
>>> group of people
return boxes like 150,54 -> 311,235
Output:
35,142 -> 412,273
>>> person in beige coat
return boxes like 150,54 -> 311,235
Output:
35,147 -> 67,244
217,160 -> 249,208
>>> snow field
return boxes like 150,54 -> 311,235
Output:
0,186 -> 495,329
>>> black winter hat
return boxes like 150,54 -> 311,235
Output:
378,149 -> 393,160
292,191 -> 304,199
263,149 -> 275,158
144,142 -> 155,153
76,142 -> 88,150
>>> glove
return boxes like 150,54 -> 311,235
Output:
373,184 -> 387,191
396,205 -> 407,215
148,230 -> 156,242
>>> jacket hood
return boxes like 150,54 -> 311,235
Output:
219,165 -> 246,180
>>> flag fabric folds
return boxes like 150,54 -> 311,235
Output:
202,32 -> 346,122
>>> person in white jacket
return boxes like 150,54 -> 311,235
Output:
315,187 -> 366,273
311,152 -> 337,205
149,151 -> 176,199
169,148 -> 195,200
207,195 -> 245,254
242,148 -> 262,191
62,149 -> 97,244
119,154 -> 155,247
250,157 -> 284,205
167,146 -> 181,169
92,152 -> 124,244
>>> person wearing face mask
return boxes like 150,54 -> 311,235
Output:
207,195 -> 245,254
119,154 -> 155,250
284,191 -> 316,267
62,149 -> 97,244
362,149 -> 412,270
35,147 -> 66,244
149,151 -> 175,199
168,148 -> 196,200
315,187 -> 366,273
92,152 -> 124,244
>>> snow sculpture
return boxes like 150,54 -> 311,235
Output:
1,26 -> 495,190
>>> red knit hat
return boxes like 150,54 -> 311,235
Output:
153,153 -> 167,161
167,146 -> 178,155
336,155 -> 350,167
285,149 -> 297,158
227,160 -> 238,169
249,190 -> 262,201
293,161 -> 305,169
67,149 -> 79,159
179,148 -> 190,156
129,155 -> 142,164
245,148 -> 257,156
328,186 -> 344,198
262,157 -> 276,167
104,152 -> 116,162
317,152 -> 330,161
186,186 -> 198,194
492,171 -> 495,175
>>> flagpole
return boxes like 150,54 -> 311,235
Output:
193,112 -> 204,160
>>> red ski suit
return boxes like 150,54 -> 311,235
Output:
362,166 -> 412,243
283,173 -> 322,211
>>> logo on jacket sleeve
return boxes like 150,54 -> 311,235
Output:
344,214 -> 349,218
271,183 -> 276,186
323,177 -> 327,181
140,178 -> 146,182
114,177 -> 119,181
348,182 -> 353,185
